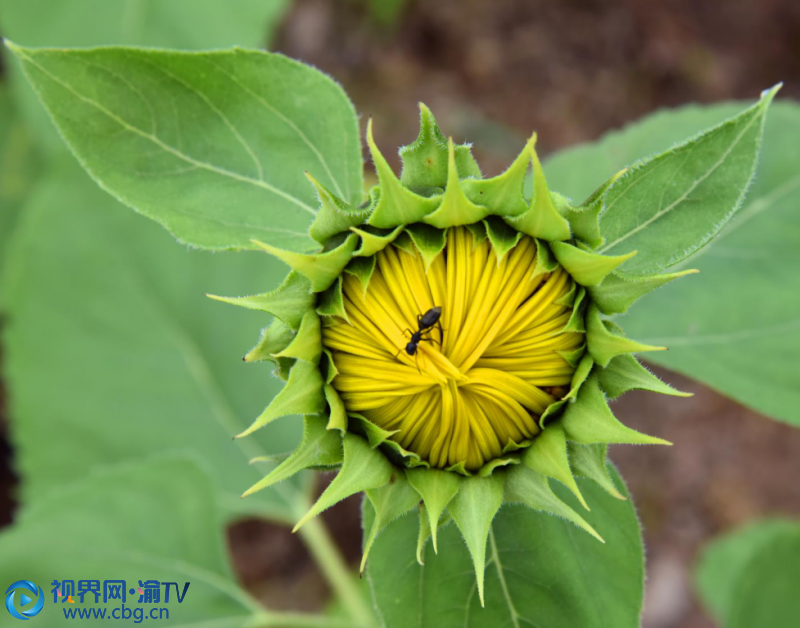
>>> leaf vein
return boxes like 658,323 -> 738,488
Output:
599,109 -> 762,253
489,526 -> 525,628
16,48 -> 317,216
203,57 -> 348,201
131,53 -> 266,182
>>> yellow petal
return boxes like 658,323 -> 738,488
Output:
325,227 -> 581,471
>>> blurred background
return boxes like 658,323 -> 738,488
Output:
1,1 -> 799,627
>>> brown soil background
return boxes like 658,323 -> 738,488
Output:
3,1 -> 800,627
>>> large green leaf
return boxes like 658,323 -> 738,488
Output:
545,101 -> 800,427
546,103 -> 749,201
695,519 -> 800,628
5,44 -> 363,251
2,160 -> 304,522
0,0 -> 291,155
597,88 -> 776,274
366,467 -> 644,628
0,455 -> 350,628
0,455 -> 257,627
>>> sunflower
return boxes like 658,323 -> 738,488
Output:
213,105 -> 692,604
324,227 -> 583,472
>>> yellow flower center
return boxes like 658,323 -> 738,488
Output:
322,227 -> 582,471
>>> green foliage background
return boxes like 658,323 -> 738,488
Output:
0,2 -> 798,628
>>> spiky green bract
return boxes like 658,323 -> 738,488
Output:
224,104 -> 695,602
505,465 -> 603,542
449,475 -> 505,606
406,468 -> 461,553
361,473 -> 420,573
242,415 -> 342,497
292,433 -> 393,532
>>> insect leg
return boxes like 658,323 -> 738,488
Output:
419,329 -> 441,347
393,329 -> 414,361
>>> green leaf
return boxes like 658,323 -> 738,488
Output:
5,44 -> 363,251
695,519 -> 800,628
0,0 -> 292,155
367,466 -> 645,628
547,101 -> 800,427
3,162 -> 304,523
0,455 -> 265,626
596,86 -> 778,274
628,104 -> 800,427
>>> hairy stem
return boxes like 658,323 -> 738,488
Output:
295,512 -> 375,628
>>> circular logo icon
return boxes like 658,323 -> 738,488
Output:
5,581 -> 44,621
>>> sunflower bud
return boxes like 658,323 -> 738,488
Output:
212,105 -> 694,605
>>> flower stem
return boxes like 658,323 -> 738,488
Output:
295,514 -> 375,628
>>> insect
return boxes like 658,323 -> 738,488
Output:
396,307 -> 444,367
